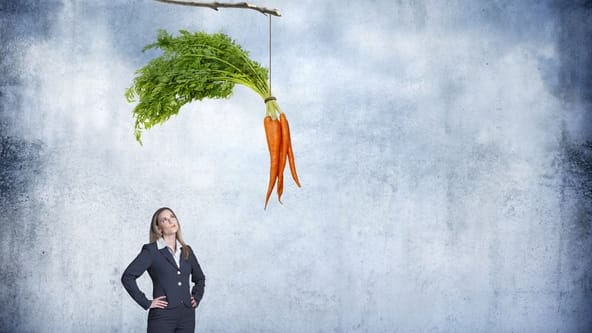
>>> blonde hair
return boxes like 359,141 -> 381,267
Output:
150,207 -> 190,260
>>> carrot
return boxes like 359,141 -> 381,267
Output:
277,114 -> 290,203
280,113 -> 301,188
264,116 -> 282,209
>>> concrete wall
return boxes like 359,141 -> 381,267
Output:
1,1 -> 591,332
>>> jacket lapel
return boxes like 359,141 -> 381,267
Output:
179,248 -> 187,271
159,248 -> 178,269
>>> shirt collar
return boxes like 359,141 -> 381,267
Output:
156,237 -> 182,251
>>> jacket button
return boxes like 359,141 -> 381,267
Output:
178,282 -> 182,286
177,271 -> 181,275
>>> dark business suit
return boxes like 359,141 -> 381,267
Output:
122,242 -> 205,332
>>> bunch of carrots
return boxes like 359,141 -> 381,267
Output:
125,30 -> 301,209
263,97 -> 301,209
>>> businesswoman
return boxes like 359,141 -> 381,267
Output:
122,207 -> 206,333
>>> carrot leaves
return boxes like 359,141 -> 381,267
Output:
125,29 -> 270,144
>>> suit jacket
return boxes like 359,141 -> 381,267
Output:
121,242 -> 206,310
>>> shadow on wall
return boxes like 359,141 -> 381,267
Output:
552,1 -> 592,106
554,2 -> 592,330
0,2 -> 57,331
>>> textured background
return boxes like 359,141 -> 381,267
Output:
1,1 -> 592,332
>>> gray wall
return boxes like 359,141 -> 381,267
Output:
1,1 -> 591,332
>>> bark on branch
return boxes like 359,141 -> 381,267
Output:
154,0 -> 281,16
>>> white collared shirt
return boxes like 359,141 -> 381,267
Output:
157,238 -> 182,268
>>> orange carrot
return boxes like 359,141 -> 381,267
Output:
280,113 -> 301,188
264,116 -> 281,209
277,114 -> 290,203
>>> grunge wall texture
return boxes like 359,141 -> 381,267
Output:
1,1 -> 591,332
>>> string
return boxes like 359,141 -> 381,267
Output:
268,13 -> 272,96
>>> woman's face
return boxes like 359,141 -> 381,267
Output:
156,209 -> 178,237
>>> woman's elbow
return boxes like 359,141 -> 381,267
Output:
121,271 -> 132,286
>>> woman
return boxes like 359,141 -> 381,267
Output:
122,207 -> 206,333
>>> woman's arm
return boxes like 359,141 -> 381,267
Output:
189,246 -> 206,305
121,244 -> 153,310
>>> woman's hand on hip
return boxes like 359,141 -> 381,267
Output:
150,296 -> 168,309
191,296 -> 198,308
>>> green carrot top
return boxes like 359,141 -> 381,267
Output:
125,29 -> 270,144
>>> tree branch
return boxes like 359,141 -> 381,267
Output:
154,0 -> 282,16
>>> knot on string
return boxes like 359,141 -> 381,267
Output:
264,96 -> 277,103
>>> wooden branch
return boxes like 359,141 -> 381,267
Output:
154,0 -> 282,16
